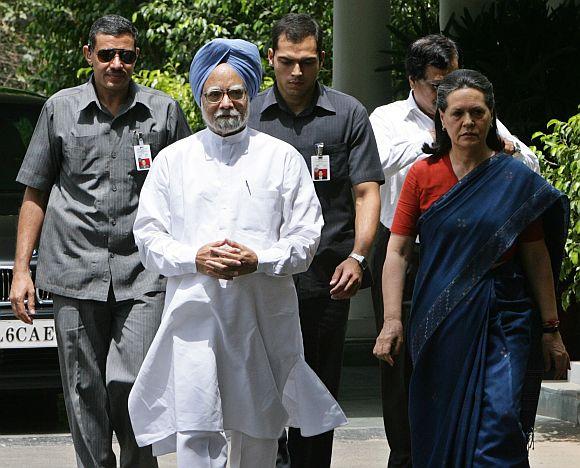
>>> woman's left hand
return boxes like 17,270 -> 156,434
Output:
542,331 -> 571,379
373,318 -> 404,367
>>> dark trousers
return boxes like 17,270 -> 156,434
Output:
277,295 -> 350,468
370,223 -> 414,468
53,288 -> 163,468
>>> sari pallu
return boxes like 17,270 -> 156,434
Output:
408,154 -> 569,467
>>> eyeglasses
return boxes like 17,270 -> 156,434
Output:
95,48 -> 138,64
425,80 -> 442,91
203,87 -> 246,103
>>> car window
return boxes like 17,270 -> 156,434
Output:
0,103 -> 42,215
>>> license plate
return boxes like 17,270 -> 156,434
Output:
0,319 -> 57,348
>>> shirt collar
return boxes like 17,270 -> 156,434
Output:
77,77 -> 100,112
315,84 -> 336,113
204,126 -> 250,164
119,80 -> 151,114
405,90 -> 434,126
77,76 -> 149,115
259,82 -> 335,116
207,125 -> 249,144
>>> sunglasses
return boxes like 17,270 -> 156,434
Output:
203,87 -> 246,104
95,48 -> 138,64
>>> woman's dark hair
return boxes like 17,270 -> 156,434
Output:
88,15 -> 138,50
271,13 -> 323,59
423,69 -> 503,158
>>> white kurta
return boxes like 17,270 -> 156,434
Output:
128,127 -> 347,454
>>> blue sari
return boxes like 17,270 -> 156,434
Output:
408,154 -> 569,467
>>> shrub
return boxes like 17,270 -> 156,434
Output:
445,0 -> 580,145
533,107 -> 580,308
17,0 -> 330,131
376,0 -> 440,100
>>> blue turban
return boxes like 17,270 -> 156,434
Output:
189,38 -> 263,106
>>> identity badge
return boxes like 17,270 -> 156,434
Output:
311,142 -> 330,181
134,131 -> 152,171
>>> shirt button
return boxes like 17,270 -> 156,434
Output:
111,219 -> 116,226
109,253 -> 114,258
112,185 -> 117,192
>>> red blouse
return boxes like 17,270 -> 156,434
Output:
391,155 -> 543,258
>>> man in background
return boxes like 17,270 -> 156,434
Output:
369,34 -> 539,467
249,12 -> 383,468
10,14 -> 190,468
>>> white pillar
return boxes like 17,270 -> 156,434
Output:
332,0 -> 391,112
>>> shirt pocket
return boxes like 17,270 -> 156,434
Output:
141,130 -> 167,160
325,143 -> 349,181
236,188 -> 282,244
62,134 -> 100,175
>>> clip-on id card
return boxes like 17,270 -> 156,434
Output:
133,131 -> 152,171
311,142 -> 330,181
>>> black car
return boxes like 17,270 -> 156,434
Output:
0,87 -> 61,390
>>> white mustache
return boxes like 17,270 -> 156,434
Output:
214,109 -> 242,118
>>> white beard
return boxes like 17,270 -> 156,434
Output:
203,107 -> 249,136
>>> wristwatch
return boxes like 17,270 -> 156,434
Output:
348,252 -> 368,271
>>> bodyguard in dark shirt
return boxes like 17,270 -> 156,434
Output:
249,13 -> 383,468
9,15 -> 190,468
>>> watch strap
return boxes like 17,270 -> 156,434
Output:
349,253 -> 367,270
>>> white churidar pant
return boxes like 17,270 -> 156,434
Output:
174,431 -> 277,468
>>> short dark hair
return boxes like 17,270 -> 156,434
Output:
405,34 -> 459,80
423,69 -> 503,158
271,13 -> 323,58
88,15 -> 138,50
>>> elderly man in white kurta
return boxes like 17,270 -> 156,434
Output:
128,39 -> 346,468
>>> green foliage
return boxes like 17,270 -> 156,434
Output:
133,0 -> 333,85
16,0 -> 331,130
19,0 -> 141,95
379,0 -> 440,99
445,0 -> 580,145
132,0 -> 331,131
134,66 -> 203,132
533,107 -> 580,308
0,0 -> 35,87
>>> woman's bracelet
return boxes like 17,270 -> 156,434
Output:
542,319 -> 560,334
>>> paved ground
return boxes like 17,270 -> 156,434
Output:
1,366 -> 578,467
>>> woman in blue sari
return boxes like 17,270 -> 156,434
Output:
374,69 -> 570,467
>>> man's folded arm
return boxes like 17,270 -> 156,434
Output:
133,152 -> 199,276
